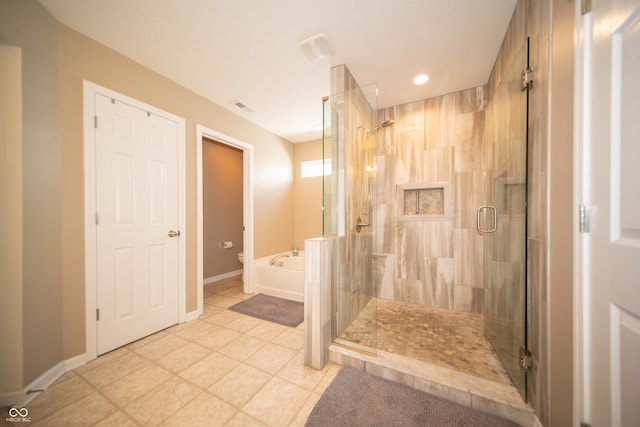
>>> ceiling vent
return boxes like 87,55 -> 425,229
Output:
230,99 -> 255,113
298,33 -> 335,63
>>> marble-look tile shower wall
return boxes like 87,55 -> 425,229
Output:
374,86 -> 487,313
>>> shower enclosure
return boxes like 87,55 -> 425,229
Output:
323,65 -> 378,354
481,39 -> 530,400
323,46 -> 530,401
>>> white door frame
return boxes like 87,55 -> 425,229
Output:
83,81 -> 186,361
196,124 -> 255,314
573,2 -> 590,422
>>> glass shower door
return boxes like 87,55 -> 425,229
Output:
324,75 -> 378,355
481,40 -> 529,400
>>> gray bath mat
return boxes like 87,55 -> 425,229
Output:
228,294 -> 303,327
305,366 -> 521,427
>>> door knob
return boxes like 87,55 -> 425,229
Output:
168,230 -> 180,237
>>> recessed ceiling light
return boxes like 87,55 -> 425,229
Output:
413,74 -> 429,85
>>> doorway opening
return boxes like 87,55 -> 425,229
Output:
195,125 -> 255,317
202,139 -> 244,284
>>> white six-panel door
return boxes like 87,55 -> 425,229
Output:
577,1 -> 640,425
94,93 -> 180,355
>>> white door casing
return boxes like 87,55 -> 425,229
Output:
84,81 -> 186,360
575,1 -> 640,426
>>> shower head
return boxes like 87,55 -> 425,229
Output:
366,119 -> 395,133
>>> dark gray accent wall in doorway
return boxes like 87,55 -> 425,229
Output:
203,138 -> 244,279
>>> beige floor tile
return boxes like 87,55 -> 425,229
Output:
216,287 -> 247,298
197,327 -> 242,351
124,377 -> 201,426
204,310 -> 244,326
287,392 -> 322,427
208,295 -> 244,309
275,354 -> 328,391
131,334 -> 190,361
155,342 -> 211,373
93,410 -> 138,427
73,346 -> 131,374
244,343 -> 297,375
168,319 -> 217,340
218,334 -> 267,361
100,363 -> 172,406
125,329 -> 170,351
242,377 -> 311,427
225,315 -> 264,333
78,352 -> 149,389
160,392 -> 236,427
179,352 -> 240,388
201,304 -> 225,319
271,327 -> 304,351
27,374 -> 95,421
34,391 -> 117,426
245,321 -> 289,342
224,411 -> 268,427
208,364 -> 271,407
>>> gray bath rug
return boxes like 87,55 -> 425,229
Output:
305,366 -> 521,427
228,294 -> 304,327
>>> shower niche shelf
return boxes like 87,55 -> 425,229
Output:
397,182 -> 451,221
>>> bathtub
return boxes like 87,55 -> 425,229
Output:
254,251 -> 304,302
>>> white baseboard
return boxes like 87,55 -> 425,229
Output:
184,309 -> 201,322
0,353 -> 88,408
204,269 -> 243,285
64,353 -> 87,372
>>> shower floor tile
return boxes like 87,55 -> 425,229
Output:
338,298 -> 512,386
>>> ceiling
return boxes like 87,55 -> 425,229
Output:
39,0 -> 517,143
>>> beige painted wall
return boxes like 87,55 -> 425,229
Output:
2,0 -> 296,385
58,24 -> 295,358
548,1 -> 574,425
1,0 -> 64,386
0,43 -> 24,394
293,139 -> 324,249
203,138 -> 244,278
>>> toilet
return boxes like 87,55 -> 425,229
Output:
238,251 -> 244,281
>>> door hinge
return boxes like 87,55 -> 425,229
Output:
579,204 -> 590,233
581,0 -> 593,15
95,212 -> 100,225
94,115 -> 98,128
519,347 -> 532,372
521,66 -> 534,91
96,309 -> 100,321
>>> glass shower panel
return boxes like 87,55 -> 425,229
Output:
322,96 -> 332,236
325,78 -> 378,355
482,41 -> 529,400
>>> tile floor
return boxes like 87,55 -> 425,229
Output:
7,276 -> 340,426
338,297 -> 513,385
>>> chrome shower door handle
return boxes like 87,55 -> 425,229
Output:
477,206 -> 497,233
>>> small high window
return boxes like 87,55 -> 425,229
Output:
301,159 -> 331,178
